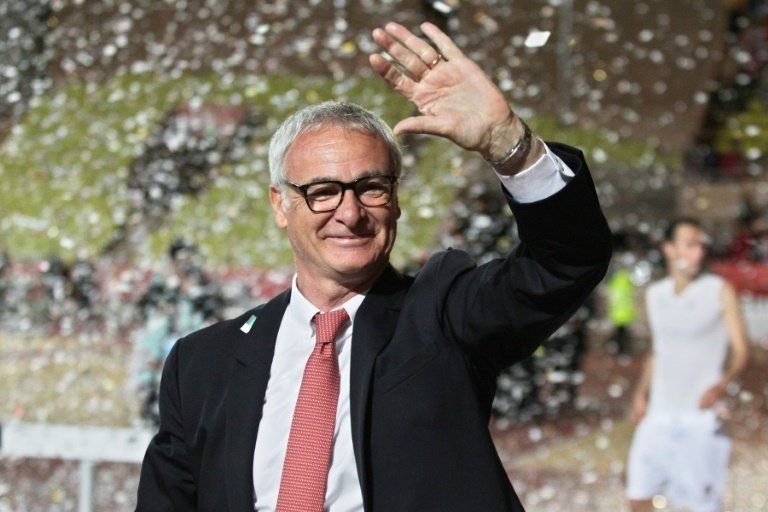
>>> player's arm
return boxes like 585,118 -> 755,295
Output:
699,281 -> 750,409
631,353 -> 653,423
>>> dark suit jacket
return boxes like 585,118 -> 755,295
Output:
136,143 -> 612,511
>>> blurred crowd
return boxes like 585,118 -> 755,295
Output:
2,173 -> 767,429
0,240 -> 291,425
1,175 -> 607,428
0,1 -> 766,510
685,0 -> 768,180
724,197 -> 768,261
0,0 -> 764,448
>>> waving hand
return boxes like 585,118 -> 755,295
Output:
369,22 -> 522,162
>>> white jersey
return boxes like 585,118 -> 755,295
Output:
646,273 -> 729,413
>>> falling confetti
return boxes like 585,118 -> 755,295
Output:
1,1 -> 768,510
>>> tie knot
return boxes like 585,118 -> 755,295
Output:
313,309 -> 349,345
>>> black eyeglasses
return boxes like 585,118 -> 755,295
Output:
285,174 -> 398,213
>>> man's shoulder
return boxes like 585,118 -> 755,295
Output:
410,248 -> 476,283
698,272 -> 725,288
646,276 -> 672,297
178,289 -> 290,352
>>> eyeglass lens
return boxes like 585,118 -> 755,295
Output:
305,176 -> 394,212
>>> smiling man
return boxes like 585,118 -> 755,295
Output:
136,21 -> 611,512
269,123 -> 400,307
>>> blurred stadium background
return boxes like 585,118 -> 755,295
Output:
1,0 -> 767,510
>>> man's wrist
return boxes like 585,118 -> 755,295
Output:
486,120 -> 532,168
479,110 -> 520,157
484,116 -> 544,176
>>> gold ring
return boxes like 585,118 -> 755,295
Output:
428,54 -> 442,69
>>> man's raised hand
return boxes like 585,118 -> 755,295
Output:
369,21 -> 518,160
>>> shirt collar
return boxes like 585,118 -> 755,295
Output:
288,274 -> 367,328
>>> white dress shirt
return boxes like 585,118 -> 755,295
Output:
252,143 -> 574,511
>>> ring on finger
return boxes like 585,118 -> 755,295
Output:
427,53 -> 443,69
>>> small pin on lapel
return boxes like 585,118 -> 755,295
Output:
240,314 -> 257,333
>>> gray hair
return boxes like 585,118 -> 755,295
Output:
268,101 -> 403,187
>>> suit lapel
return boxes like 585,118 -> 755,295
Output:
350,265 -> 409,510
225,290 -> 290,512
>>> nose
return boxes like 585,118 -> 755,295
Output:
333,188 -> 366,223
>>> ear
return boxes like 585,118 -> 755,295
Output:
269,186 -> 288,229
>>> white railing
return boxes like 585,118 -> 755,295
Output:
0,422 -> 154,512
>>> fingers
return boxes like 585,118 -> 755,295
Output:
368,53 -> 414,94
419,22 -> 463,61
372,22 -> 445,80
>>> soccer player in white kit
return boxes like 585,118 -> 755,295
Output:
626,218 -> 750,512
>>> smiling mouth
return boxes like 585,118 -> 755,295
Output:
327,234 -> 373,245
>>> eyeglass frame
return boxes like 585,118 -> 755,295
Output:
283,173 -> 399,213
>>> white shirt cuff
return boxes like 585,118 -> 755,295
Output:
495,141 -> 575,204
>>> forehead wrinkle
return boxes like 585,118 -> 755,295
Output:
285,126 -> 392,185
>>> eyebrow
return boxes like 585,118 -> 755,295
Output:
298,170 -> 393,185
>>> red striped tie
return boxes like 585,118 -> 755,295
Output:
275,308 -> 350,512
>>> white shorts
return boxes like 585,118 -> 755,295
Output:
626,411 -> 731,512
